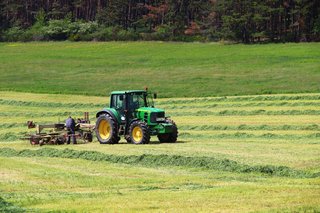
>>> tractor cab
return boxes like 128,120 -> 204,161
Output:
110,90 -> 155,123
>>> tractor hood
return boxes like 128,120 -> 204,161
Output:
137,107 -> 164,113
136,107 -> 166,124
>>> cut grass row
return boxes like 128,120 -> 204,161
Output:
0,98 -> 104,108
3,139 -> 318,172
175,115 -> 320,125
160,101 -> 320,109
173,109 -> 320,116
2,131 -> 319,142
0,94 -> 319,106
1,157 -> 319,212
1,93 -> 319,105
0,196 -> 25,213
0,147 -> 317,178
179,132 -> 320,141
3,98 -> 320,110
0,92 -> 319,171
160,94 -> 320,104
179,124 -> 320,131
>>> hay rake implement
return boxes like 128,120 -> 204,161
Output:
22,112 -> 95,146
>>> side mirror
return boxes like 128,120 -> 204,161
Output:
153,93 -> 157,99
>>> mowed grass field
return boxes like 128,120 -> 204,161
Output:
0,42 -> 319,97
0,91 -> 319,212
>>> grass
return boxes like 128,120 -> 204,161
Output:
1,147 -> 316,178
0,91 -> 319,212
0,42 -> 319,97
1,157 -> 319,212
0,42 -> 319,212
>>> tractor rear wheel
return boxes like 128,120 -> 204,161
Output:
157,119 -> 178,143
95,114 -> 119,144
129,121 -> 150,144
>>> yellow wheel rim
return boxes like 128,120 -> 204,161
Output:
132,126 -> 143,143
99,119 -> 111,140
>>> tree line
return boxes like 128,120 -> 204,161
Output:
0,0 -> 319,43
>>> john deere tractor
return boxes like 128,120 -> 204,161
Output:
95,90 -> 178,144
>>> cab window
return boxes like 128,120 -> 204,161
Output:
128,93 -> 146,110
111,94 -> 124,110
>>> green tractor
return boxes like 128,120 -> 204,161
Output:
95,90 -> 178,144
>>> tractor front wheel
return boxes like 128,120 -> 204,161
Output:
157,119 -> 178,143
129,121 -> 150,144
95,114 -> 119,144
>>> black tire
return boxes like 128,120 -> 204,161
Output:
129,121 -> 150,144
30,135 -> 40,145
157,134 -> 170,143
115,136 -> 120,144
157,119 -> 178,143
125,135 -> 131,143
95,114 -> 118,144
84,132 -> 93,143
55,136 -> 66,145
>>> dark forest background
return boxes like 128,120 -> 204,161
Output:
0,0 -> 319,43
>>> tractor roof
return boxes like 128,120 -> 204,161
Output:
111,90 -> 146,95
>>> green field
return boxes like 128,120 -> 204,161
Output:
0,42 -> 319,97
0,91 -> 319,212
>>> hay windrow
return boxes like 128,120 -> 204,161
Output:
160,95 -> 320,105
178,132 -> 320,141
159,101 -> 320,109
0,196 -> 26,213
0,148 -> 317,178
0,111 -> 97,117
174,110 -> 320,116
179,124 -> 320,131
0,133 -> 23,141
1,131 -> 319,142
0,98 -> 104,108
